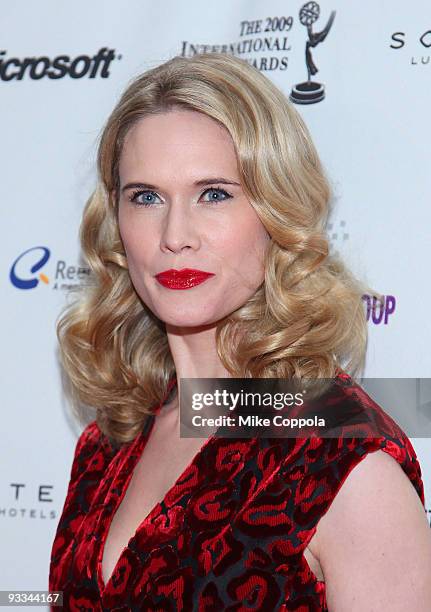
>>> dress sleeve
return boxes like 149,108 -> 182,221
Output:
316,431 -> 425,506
49,420 -> 114,591
296,433 -> 424,585
274,432 -> 425,610
298,373 -> 426,515
68,421 -> 107,484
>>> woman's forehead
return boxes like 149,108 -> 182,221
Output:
119,112 -> 239,184
123,110 -> 232,148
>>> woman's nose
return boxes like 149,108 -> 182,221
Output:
159,200 -> 200,254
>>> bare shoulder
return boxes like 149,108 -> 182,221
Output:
311,449 -> 431,611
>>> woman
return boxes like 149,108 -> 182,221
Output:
49,52 -> 431,610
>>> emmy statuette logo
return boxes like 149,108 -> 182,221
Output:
290,2 -> 336,105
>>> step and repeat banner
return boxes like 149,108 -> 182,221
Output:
2,0 -> 430,595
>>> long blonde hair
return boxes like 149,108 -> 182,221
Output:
58,52 -> 370,446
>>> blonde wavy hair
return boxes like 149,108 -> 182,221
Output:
58,52 -> 372,446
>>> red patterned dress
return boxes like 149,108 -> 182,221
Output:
49,372 -> 425,611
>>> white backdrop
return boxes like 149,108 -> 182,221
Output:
2,0 -> 430,599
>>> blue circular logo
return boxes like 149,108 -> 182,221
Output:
10,246 -> 51,289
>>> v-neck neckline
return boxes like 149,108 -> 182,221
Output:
96,379 -> 218,595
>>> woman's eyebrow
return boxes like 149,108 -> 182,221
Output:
194,177 -> 241,187
121,177 -> 241,192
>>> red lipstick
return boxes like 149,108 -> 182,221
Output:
155,268 -> 215,290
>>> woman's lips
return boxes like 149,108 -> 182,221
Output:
154,268 -> 215,290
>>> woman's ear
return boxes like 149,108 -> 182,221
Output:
110,189 -> 118,209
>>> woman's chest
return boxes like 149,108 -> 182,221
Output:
97,440 -> 325,607
102,457 -> 324,585
101,434 -> 211,586
60,436 -> 327,610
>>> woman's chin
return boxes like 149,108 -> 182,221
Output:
163,317 -> 218,330
155,308 -> 223,330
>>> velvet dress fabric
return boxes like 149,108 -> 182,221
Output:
49,372 -> 425,611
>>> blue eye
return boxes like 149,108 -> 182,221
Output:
201,187 -> 232,203
130,190 -> 161,206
